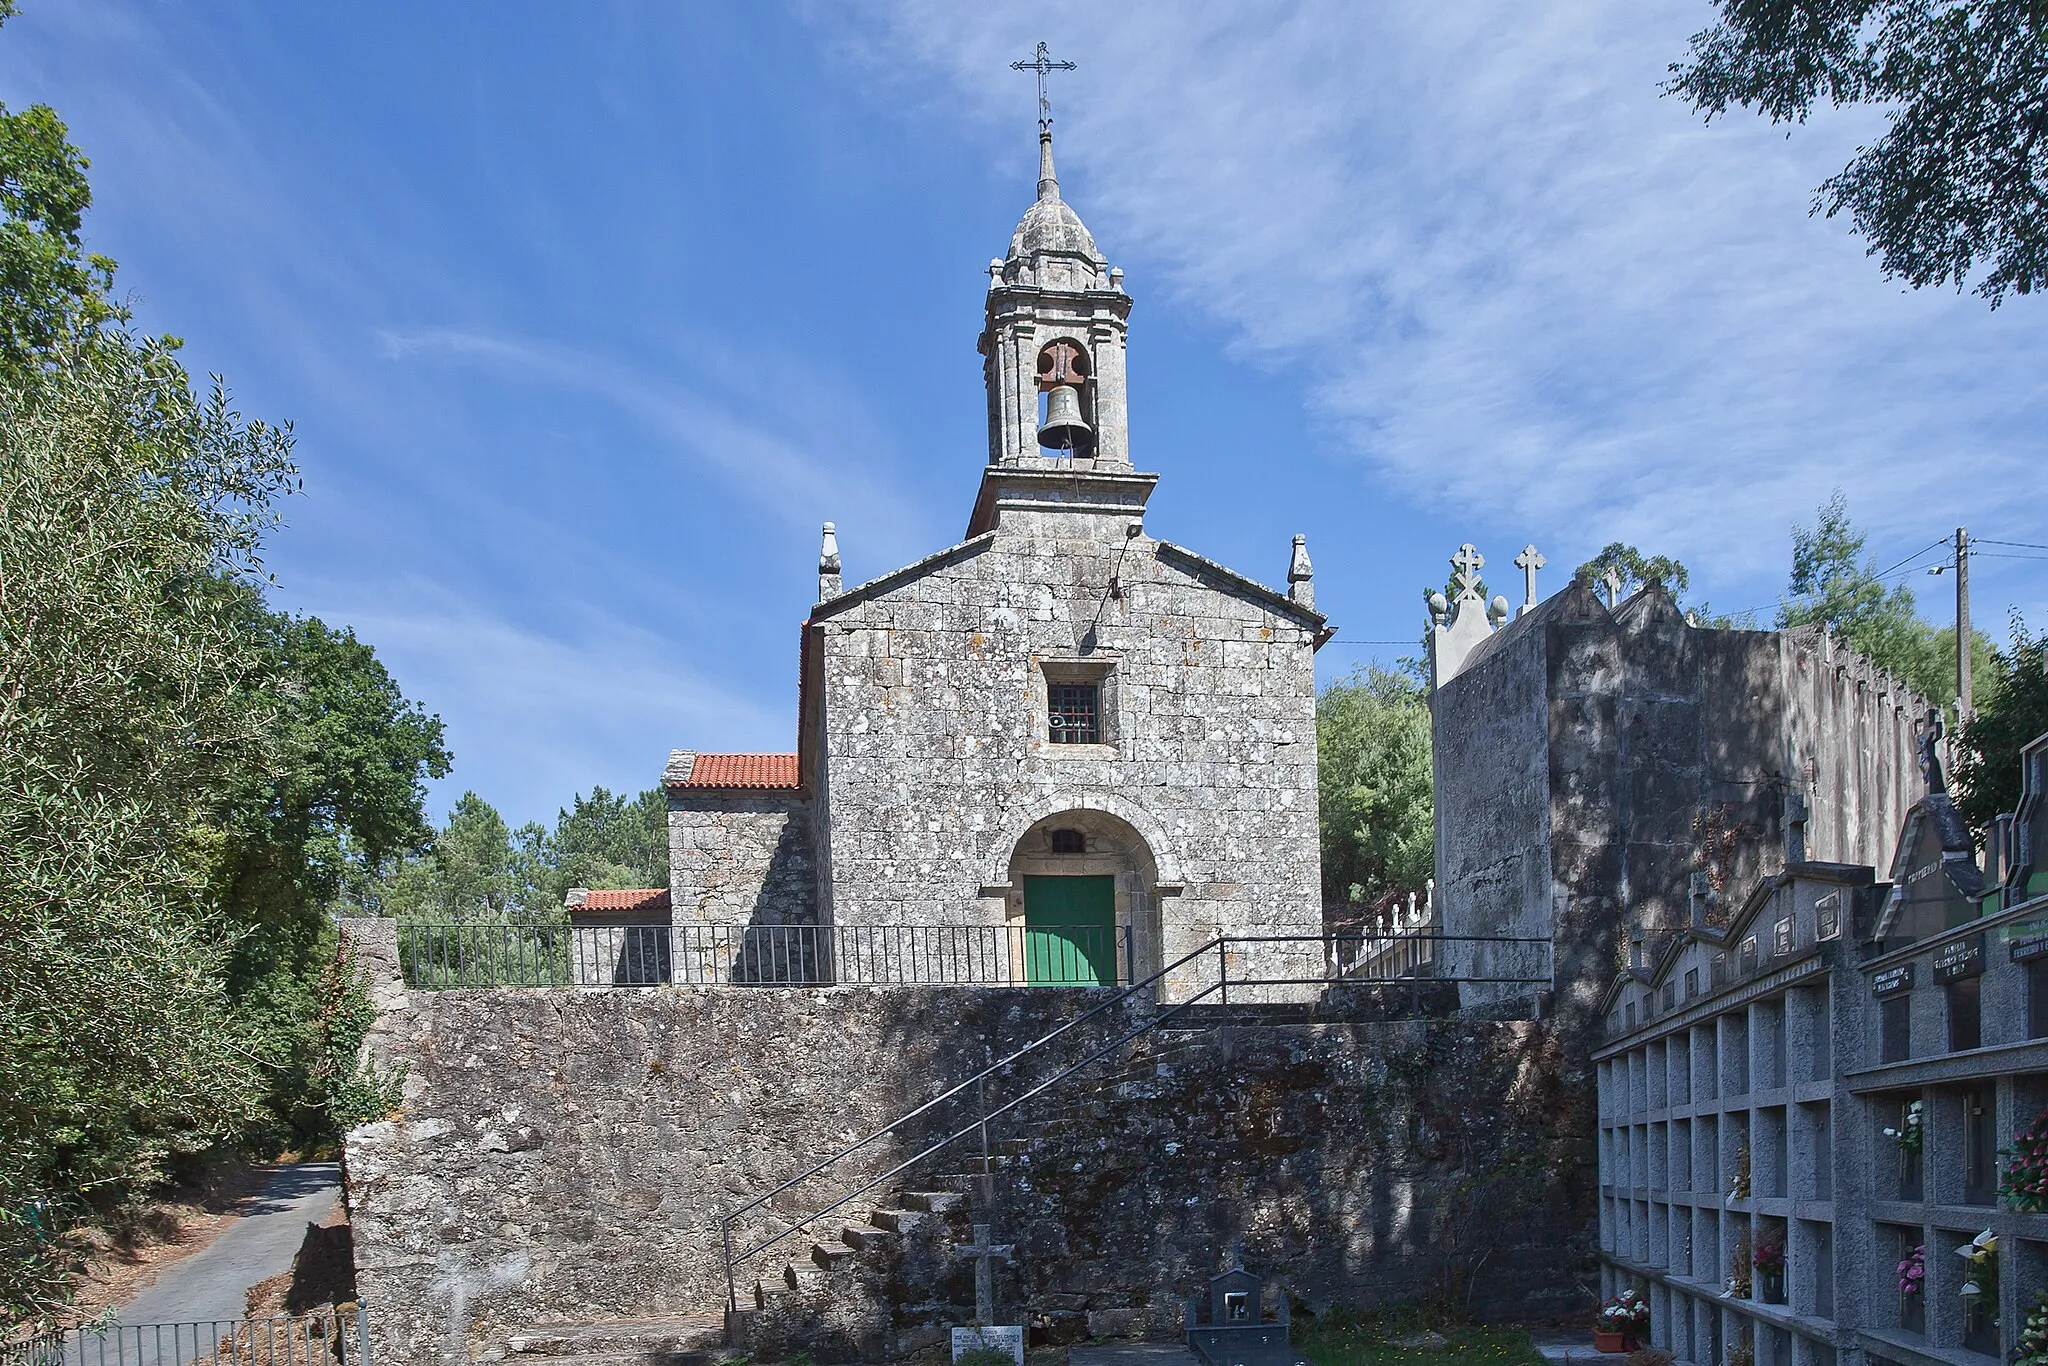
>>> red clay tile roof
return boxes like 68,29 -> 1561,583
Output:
574,888 -> 671,913
675,752 -> 801,790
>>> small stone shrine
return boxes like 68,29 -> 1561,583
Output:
1185,1264 -> 1307,1366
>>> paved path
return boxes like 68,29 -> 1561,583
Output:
1531,1331 -> 1605,1366
114,1163 -> 340,1327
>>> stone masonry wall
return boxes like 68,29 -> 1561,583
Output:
812,521 -> 1325,996
1435,582 -> 1925,1031
344,975 -> 1592,1365
667,792 -> 816,928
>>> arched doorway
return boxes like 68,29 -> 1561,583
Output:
1003,811 -> 1160,986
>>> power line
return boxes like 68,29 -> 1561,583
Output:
1871,536 -> 1952,582
1977,537 -> 2048,552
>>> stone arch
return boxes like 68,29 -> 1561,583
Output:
992,803 -> 1176,985
980,792 -> 1183,890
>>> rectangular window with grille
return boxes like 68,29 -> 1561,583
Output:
1048,683 -> 1100,744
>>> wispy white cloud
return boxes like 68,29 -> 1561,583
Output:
313,578 -> 789,825
374,324 -> 933,562
821,1 -> 2048,600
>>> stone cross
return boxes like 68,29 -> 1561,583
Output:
1450,543 -> 1484,597
965,1221 -> 997,1324
1604,566 -> 1622,607
1514,544 -> 1545,616
1010,42 -> 1076,129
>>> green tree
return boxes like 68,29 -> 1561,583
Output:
1775,491 -> 1995,706
535,786 -> 669,906
1955,612 -> 2048,834
1317,667 -> 1434,907
0,37 -> 120,377
0,337 -> 295,1324
1578,542 -> 1694,601
205,608 -> 449,1145
376,792 -> 547,921
1669,0 -> 2048,305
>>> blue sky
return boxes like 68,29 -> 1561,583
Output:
5,2 -> 2044,828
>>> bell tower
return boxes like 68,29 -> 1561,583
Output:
977,126 -> 1133,469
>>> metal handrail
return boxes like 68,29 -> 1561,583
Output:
396,920 -> 1139,988
716,931 -> 1554,1324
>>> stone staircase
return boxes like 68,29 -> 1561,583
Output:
498,1312 -> 728,1366
740,1173 -> 1024,1361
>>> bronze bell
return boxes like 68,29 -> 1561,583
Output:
1037,384 -> 1092,453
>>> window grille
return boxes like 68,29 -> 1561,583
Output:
1048,683 -> 1101,744
1049,828 -> 1085,854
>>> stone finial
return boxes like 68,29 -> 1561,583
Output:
818,522 -> 842,602
1603,566 -> 1623,608
1488,595 -> 1510,628
1428,543 -> 1503,689
1513,544 -> 1545,617
1287,534 -> 1314,610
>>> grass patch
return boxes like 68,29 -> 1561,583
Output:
1296,1308 -> 1546,1366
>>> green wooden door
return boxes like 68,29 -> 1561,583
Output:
1022,875 -> 1117,985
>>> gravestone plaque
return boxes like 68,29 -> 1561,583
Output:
953,1326 -> 1024,1366
1934,935 -> 1985,983
1873,964 -> 1914,997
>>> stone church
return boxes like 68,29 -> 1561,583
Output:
652,126 -> 1332,993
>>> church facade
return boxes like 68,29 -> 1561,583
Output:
661,127 -> 1332,992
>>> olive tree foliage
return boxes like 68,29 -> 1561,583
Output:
0,340 -> 297,1323
1316,667 -> 1435,909
1669,0 -> 2048,305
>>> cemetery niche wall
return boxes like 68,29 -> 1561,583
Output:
1594,725 -> 2048,1366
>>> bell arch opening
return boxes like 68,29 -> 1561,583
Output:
1001,809 -> 1160,986
1034,337 -> 1094,457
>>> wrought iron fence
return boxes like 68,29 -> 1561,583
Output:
396,921 -> 1136,989
2,1308 -> 368,1366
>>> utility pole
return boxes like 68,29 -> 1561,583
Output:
1955,527 -> 1972,725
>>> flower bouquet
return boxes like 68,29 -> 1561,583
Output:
1728,1141 -> 1752,1200
2002,1104 -> 2048,1212
1596,1288 -> 1650,1352
1957,1229 -> 1998,1304
1897,1244 -> 1925,1298
2015,1291 -> 2048,1366
1883,1100 -> 1925,1152
1725,1238 -> 1753,1299
1753,1237 -> 1785,1303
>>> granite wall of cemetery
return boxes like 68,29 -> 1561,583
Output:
341,924 -> 1593,1365
1434,581 -> 1927,1025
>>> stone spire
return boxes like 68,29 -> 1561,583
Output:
818,522 -> 841,602
979,121 -> 1133,470
1288,535 -> 1314,610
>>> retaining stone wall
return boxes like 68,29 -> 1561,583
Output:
344,972 -> 1594,1365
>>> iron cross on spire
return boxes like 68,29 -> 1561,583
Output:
1011,41 -> 1076,129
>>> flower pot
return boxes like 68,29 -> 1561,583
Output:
1594,1332 -> 1634,1353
